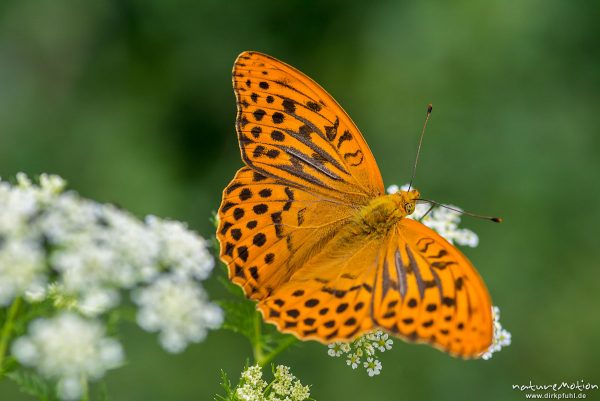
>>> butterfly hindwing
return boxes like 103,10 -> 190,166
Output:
371,219 -> 493,357
233,51 -> 384,203
257,233 -> 380,342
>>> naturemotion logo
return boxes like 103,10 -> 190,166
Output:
512,380 -> 598,399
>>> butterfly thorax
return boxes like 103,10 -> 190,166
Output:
352,189 -> 420,237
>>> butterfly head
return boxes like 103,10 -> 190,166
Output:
399,189 -> 420,216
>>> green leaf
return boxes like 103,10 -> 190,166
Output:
217,275 -> 245,298
6,369 -> 57,401
214,369 -> 236,401
218,300 -> 258,341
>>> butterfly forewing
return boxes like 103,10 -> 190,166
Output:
233,51 -> 384,203
218,167 -> 355,300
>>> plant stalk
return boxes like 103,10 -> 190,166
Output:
252,312 -> 264,364
256,336 -> 298,367
0,297 -> 22,377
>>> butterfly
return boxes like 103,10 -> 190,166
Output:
217,51 -> 493,358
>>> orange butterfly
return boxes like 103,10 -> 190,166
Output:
217,51 -> 493,358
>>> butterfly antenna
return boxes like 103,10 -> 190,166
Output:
417,198 -> 503,223
408,104 -> 433,191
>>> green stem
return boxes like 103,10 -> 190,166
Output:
80,375 -> 89,401
256,336 -> 298,367
0,297 -> 22,377
252,312 -> 264,364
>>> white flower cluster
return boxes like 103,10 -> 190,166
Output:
133,275 -> 223,353
327,330 -> 392,376
235,364 -> 310,401
11,313 -> 123,400
0,174 -> 57,306
0,174 -> 222,399
387,184 -> 479,247
481,306 -> 512,360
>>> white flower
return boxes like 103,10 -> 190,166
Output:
386,184 -> 400,194
241,364 -> 265,385
237,364 -> 267,401
363,357 -> 382,377
11,313 -> 123,400
133,274 -> 223,353
327,342 -> 345,357
272,365 -> 294,396
374,332 -> 393,352
39,173 -> 67,197
481,306 -> 512,360
147,216 -> 215,280
289,380 -> 310,401
0,175 -> 38,236
0,173 -> 219,327
237,383 -> 265,401
366,331 -> 381,341
232,365 -> 310,401
41,197 -> 161,293
23,282 -> 48,303
346,352 -> 361,369
78,288 -> 120,317
329,330 -> 393,375
0,238 -> 46,306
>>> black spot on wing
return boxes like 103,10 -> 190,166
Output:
343,150 -> 364,167
306,101 -> 321,112
337,130 -> 352,148
272,112 -> 284,124
325,117 -> 339,141
253,109 -> 266,121
282,98 -> 296,113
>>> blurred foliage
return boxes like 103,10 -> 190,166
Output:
1,0 -> 599,400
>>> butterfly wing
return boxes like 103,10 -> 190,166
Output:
233,51 -> 384,203
256,228 -> 381,342
218,167 -> 355,300
372,219 -> 493,357
257,218 -> 493,358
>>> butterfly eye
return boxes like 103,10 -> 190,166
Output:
405,203 -> 415,214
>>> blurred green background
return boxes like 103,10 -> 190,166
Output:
1,0 -> 599,400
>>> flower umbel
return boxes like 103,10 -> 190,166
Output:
230,364 -> 311,401
0,174 -> 222,400
329,330 -> 390,376
11,313 -> 123,400
481,306 -> 512,360
133,274 -> 223,353
0,173 -> 221,353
